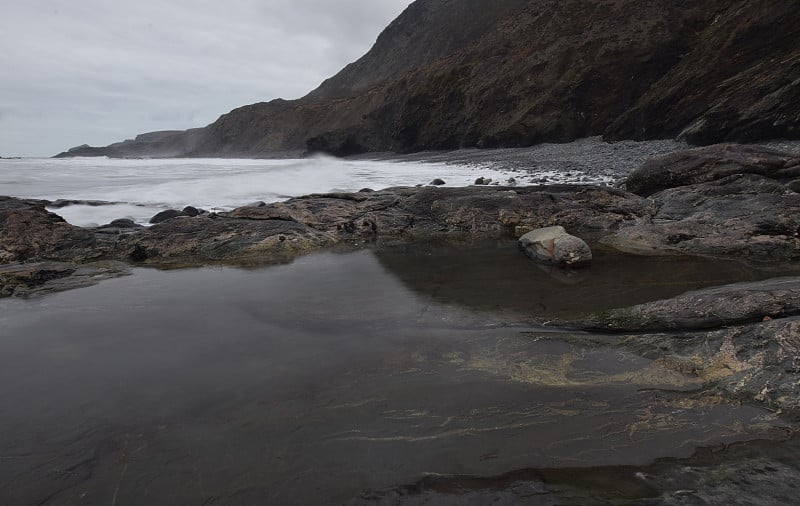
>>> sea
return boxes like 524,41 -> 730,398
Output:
0,155 -> 529,226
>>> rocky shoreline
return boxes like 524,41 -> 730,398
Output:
3,143 -> 800,415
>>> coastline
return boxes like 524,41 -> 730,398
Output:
3,141 -> 800,502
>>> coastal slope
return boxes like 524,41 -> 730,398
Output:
56,0 -> 800,158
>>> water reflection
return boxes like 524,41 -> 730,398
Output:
0,249 -> 794,505
374,241 -> 800,318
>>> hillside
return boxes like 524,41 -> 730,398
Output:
56,0 -> 800,158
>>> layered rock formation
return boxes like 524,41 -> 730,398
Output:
55,0 -> 800,158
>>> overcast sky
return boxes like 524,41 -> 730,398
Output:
0,0 -> 412,157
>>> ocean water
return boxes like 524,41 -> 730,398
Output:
0,156 -> 530,226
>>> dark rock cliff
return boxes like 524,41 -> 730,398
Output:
55,0 -> 800,158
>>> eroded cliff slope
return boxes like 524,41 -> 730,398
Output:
56,0 -> 800,158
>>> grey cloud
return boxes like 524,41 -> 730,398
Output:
0,0 -> 411,156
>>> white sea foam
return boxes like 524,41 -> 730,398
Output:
0,155 -> 597,226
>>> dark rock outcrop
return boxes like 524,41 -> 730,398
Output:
116,185 -> 647,265
0,197 -> 98,262
149,209 -> 190,224
578,277 -> 800,332
602,144 -> 800,261
54,0 -> 800,158
0,261 -> 129,297
626,144 -> 800,197
564,278 -> 800,413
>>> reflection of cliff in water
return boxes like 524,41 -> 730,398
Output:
374,241 -> 800,318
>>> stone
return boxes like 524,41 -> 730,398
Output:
475,177 -> 492,185
518,226 -> 592,267
604,173 -> 800,261
0,196 -> 96,263
149,209 -> 188,224
575,276 -> 800,332
106,218 -> 141,229
625,144 -> 800,197
0,261 -> 129,298
429,178 -> 446,186
182,206 -> 201,217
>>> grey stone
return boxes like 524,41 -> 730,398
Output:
519,226 -> 592,267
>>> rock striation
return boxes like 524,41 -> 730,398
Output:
565,278 -> 800,413
54,0 -> 800,158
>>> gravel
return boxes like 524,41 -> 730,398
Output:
358,136 -> 800,186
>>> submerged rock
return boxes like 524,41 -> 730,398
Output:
429,178 -> 446,186
519,226 -> 592,267
577,277 -> 800,332
0,261 -> 129,298
553,276 -> 800,413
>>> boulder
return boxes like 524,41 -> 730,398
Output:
149,209 -> 188,224
106,218 -> 141,229
182,206 -> 201,217
429,178 -> 446,186
518,226 -> 592,267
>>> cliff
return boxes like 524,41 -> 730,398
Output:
55,0 -> 800,158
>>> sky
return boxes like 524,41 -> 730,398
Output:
0,0 -> 412,157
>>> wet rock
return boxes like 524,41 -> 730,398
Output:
429,178 -> 446,186
149,209 -> 188,224
109,186 -> 648,264
47,199 -> 118,209
577,277 -> 800,332
182,206 -> 201,217
475,177 -> 492,185
106,218 -> 141,229
0,196 -> 97,263
623,316 -> 800,413
626,144 -> 800,197
225,204 -> 296,221
559,275 -> 800,413
121,214 -> 337,265
604,173 -> 800,261
519,226 -> 592,267
0,261 -> 129,298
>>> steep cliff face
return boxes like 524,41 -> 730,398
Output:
56,0 -> 800,158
